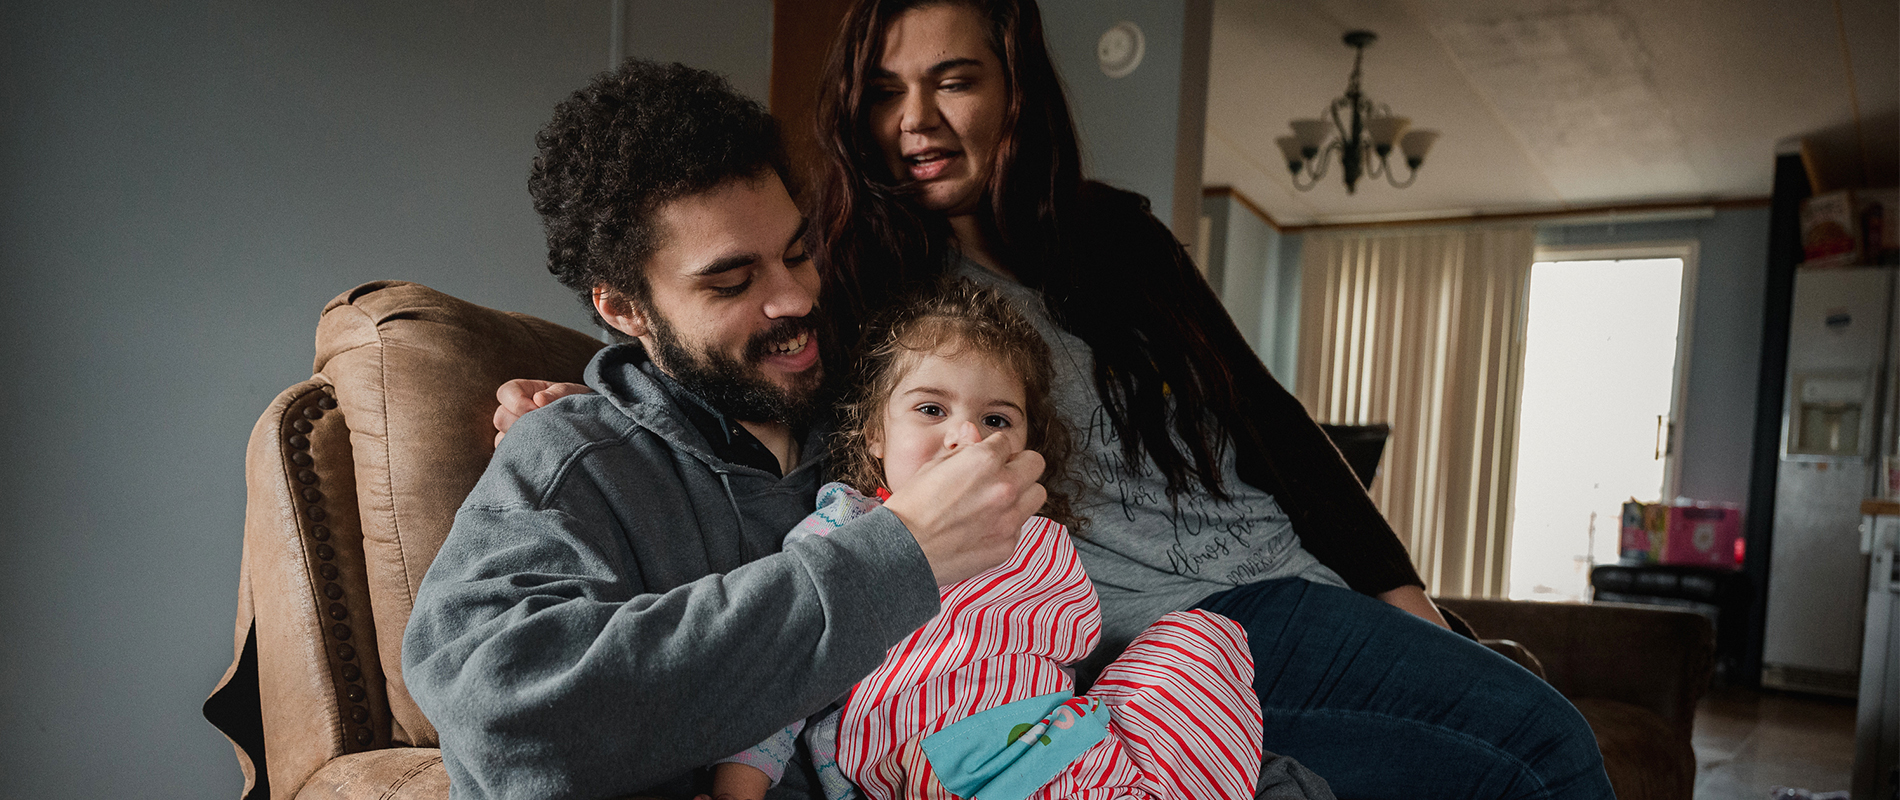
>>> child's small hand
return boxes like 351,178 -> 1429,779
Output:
492,379 -> 592,446
703,762 -> 772,800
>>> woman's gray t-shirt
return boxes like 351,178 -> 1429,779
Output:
955,260 -> 1346,655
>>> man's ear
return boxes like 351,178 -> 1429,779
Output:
592,286 -> 649,339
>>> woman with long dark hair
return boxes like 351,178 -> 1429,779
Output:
801,1 -> 1612,797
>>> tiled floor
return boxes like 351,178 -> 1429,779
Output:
1693,686 -> 1857,799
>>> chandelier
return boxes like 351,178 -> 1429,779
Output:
1276,31 -> 1438,194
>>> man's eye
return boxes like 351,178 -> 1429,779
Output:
983,414 -> 1011,429
711,280 -> 750,298
868,85 -> 901,104
941,79 -> 973,93
787,249 -> 811,265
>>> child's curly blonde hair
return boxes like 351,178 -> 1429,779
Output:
832,279 -> 1077,529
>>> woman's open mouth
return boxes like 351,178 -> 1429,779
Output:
905,149 -> 960,181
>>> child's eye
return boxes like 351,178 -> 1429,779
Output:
983,414 -> 1012,429
916,403 -> 945,417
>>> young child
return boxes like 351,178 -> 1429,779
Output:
707,282 -> 1261,800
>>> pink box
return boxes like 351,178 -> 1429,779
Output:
1660,503 -> 1743,569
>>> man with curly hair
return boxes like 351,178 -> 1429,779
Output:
401,60 -> 1046,799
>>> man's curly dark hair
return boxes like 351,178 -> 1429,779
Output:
529,59 -> 786,328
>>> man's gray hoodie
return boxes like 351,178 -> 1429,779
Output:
402,344 -> 942,800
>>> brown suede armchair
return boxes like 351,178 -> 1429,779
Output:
205,281 -> 603,798
208,281 -> 1715,800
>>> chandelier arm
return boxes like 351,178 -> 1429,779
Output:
1289,139 -> 1334,191
1365,147 -> 1388,179
1385,157 -> 1420,188
1308,140 -> 1340,182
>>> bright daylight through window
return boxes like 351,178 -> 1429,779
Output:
1508,256 -> 1686,601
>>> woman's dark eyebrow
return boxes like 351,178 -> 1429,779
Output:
924,57 -> 983,76
870,57 -> 984,80
784,217 -> 811,252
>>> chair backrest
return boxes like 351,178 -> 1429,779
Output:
1319,423 -> 1391,489
207,281 -> 602,798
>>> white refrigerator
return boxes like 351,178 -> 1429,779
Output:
1762,266 -> 1889,696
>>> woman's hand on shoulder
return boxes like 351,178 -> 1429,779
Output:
493,379 -> 593,446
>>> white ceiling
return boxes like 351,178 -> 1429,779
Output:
1204,0 -> 1900,226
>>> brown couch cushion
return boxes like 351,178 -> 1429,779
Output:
313,281 -> 602,746
1575,697 -> 1694,800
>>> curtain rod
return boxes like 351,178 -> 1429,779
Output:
1202,186 -> 1768,234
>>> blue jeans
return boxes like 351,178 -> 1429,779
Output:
1194,579 -> 1613,800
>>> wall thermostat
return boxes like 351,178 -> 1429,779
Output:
1097,21 -> 1144,78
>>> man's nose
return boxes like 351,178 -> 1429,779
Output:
758,260 -> 816,320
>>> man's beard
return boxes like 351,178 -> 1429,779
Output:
643,307 -> 827,428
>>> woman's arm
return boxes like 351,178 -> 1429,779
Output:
1378,585 -> 1450,630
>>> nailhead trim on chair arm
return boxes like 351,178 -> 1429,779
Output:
285,389 -> 380,752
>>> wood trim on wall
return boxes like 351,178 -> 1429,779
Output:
1202,184 -> 1771,235
1171,0 -> 1214,244
770,0 -> 855,194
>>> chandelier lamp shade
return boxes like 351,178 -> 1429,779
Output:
1276,31 -> 1439,194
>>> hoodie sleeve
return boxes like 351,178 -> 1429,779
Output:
402,437 -> 939,799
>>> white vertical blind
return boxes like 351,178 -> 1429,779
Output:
1296,226 -> 1536,598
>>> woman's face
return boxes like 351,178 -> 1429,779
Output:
868,3 -> 1007,219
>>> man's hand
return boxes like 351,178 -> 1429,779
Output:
493,379 -> 593,446
881,422 -> 1046,586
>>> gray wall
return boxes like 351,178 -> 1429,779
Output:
1200,193 -> 1301,382
0,1 -> 769,796
1538,208 -> 1774,507
1041,0 -> 1189,225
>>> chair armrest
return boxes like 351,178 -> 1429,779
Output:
1480,639 -> 1547,682
297,749 -> 448,799
1433,598 -> 1714,737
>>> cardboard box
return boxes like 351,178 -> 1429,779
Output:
1802,190 -> 1861,268
1660,502 -> 1743,569
1620,500 -> 1666,564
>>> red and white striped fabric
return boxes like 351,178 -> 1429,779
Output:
838,516 -> 1262,800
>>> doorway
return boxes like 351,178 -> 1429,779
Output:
1506,247 -> 1694,601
